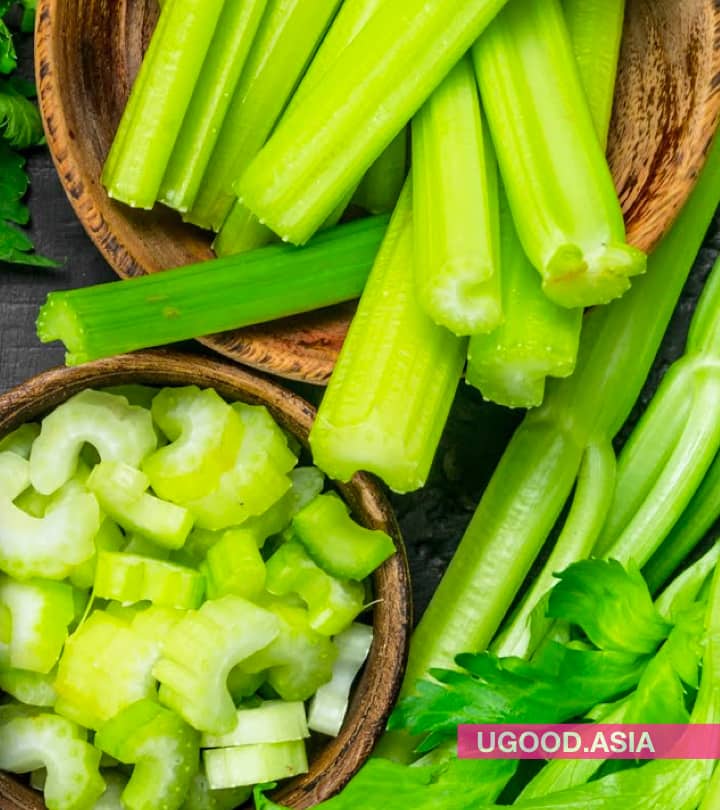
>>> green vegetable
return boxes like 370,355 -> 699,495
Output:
204,528 -> 266,600
36,215 -> 389,365
204,741 -> 308,790
353,129 -> 408,216
69,517 -> 126,590
201,700 -> 309,748
0,666 -> 56,707
182,769 -> 251,810
0,421 -> 39,457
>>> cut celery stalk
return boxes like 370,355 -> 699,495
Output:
103,0 -> 226,208
123,533 -> 172,561
159,0 -> 268,213
203,740 -> 308,789
37,216 -> 389,365
186,0 -> 343,230
70,518 -> 126,590
92,771 -> 128,810
212,201 -> 278,257
237,0 -> 510,244
201,701 -> 309,748
413,56 -> 501,336
308,622 -> 373,737
87,462 -> 194,549
94,551 -> 205,610
183,770 -> 252,810
0,422 -> 39,458
353,129 -> 408,215
310,183 -> 466,492
0,667 -> 57,707
474,0 -> 645,308
29,389 -> 156,495
205,529 -> 266,600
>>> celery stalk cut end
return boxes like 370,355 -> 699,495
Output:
36,297 -> 89,367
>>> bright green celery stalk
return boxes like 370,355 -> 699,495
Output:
102,0 -> 226,209
309,183 -> 467,493
35,216 -> 388,365
158,0 -> 267,213
236,0 -> 510,245
377,129 -> 720,763
213,0 -> 388,257
186,0 -> 343,231
412,56 -> 501,336
474,0 -> 645,308
352,129 -> 408,215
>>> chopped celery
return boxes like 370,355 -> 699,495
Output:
237,0 -> 510,244
36,216 -> 389,366
172,527 -> 223,568
205,529 -> 266,600
413,56 -> 501,336
13,485 -> 51,518
0,666 -> 56,707
473,0 -> 645,308
308,622 -> 373,737
265,542 -> 365,635
103,0 -> 227,208
93,771 -> 128,810
203,741 -> 308,790
183,769 -> 252,810
186,0 -> 343,230
153,595 -> 280,734
353,129 -> 408,215
130,604 -> 186,643
226,669 -> 265,704
310,184 -> 466,492
201,700 -> 309,748
69,518 -> 126,590
0,452 -> 101,580
124,533 -> 172,560
95,699 -> 199,810
94,551 -> 205,610
293,493 -> 395,580
102,385 -> 159,411
29,389 -> 157,495
0,707 -> 105,810
0,576 -> 75,672
0,422 -> 39,458
159,0 -> 268,213
212,202 -> 278,257
87,462 -> 194,549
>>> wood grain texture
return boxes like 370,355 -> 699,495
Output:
34,0 -> 720,383
0,351 -> 411,810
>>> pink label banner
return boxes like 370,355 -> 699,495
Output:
457,724 -> 720,760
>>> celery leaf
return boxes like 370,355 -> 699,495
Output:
0,77 -> 43,148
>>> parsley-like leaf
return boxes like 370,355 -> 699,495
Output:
0,76 -> 43,148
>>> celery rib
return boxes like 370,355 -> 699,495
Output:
35,216 -> 388,366
353,129 -> 408,216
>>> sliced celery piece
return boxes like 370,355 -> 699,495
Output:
159,0 -> 268,212
37,216 -> 388,366
171,527 -> 222,568
95,699 -> 199,810
205,529 -> 266,600
103,0 -> 226,208
0,708 -> 105,810
310,184 -> 466,492
474,0 -> 645,308
353,129 -> 408,215
412,56 -> 500,336
13,485 -> 50,518
212,201 -> 279,257
69,518 -> 126,590
0,667 -> 57,707
153,595 -> 280,734
130,604 -> 185,643
93,771 -> 128,810
29,389 -> 157,495
87,462 -> 194,550
202,700 -> 309,748
226,669 -> 265,704
293,493 -> 395,580
0,452 -> 101,580
123,533 -> 172,560
186,0 -> 343,230
94,551 -> 205,610
183,770 -> 252,810
102,384 -> 159,410
0,576 -> 75,673
0,422 -> 39,458
237,0 -> 510,244
308,622 -> 373,737
203,741 -> 308,790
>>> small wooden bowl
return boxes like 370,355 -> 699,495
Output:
35,0 -> 720,383
0,351 -> 412,810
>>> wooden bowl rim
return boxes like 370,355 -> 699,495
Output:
0,350 -> 412,810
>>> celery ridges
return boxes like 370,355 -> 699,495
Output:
237,0 -> 510,245
474,0 -> 645,308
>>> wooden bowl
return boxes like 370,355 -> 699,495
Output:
35,0 -> 720,383
0,351 -> 412,810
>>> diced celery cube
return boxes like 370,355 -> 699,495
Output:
203,740 -> 308,789
205,529 -> 266,600
202,700 -> 309,748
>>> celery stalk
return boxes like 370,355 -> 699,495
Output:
185,0 -> 343,231
36,216 -> 388,365
158,0 -> 268,213
412,56 -> 501,336
353,129 -> 408,215
309,183 -> 466,493
237,0 -> 510,245
103,0 -> 226,209
474,0 -> 645,308
212,202 -> 278,257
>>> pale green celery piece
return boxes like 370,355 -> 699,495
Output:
123,533 -> 172,561
93,770 -> 128,810
103,384 -> 159,410
29,389 -> 157,495
186,0 -> 344,231
153,595 -> 280,734
0,667 -> 57,707
205,528 -> 266,600
0,452 -> 101,580
412,56 -> 500,336
87,461 -> 194,550
654,543 -> 720,620
237,0 -> 510,245
213,201 -> 278,257
13,486 -> 51,518
159,0 -> 268,213
0,709 -> 105,809
310,183 -> 466,493
353,129 -> 408,215
183,769 -> 252,810
201,700 -> 309,748
474,0 -> 645,308
70,518 -> 126,590
203,741 -> 308,790
562,0 -> 625,146
103,0 -> 227,208
0,423 -> 40,459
